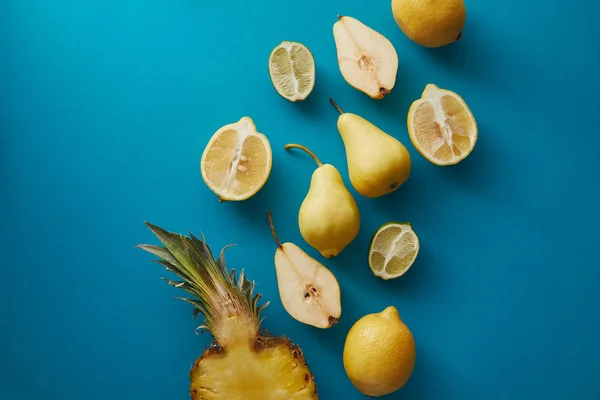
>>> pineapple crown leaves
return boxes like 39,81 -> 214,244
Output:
136,221 -> 269,336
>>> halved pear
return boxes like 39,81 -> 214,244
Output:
267,211 -> 341,329
333,15 -> 399,99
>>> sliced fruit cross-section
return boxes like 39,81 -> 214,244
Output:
201,117 -> 272,201
408,84 -> 477,166
137,223 -> 318,400
268,41 -> 316,102
333,16 -> 399,99
268,211 -> 342,329
369,222 -> 419,280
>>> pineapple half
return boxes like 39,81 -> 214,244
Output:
137,222 -> 319,400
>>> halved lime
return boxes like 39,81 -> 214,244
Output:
268,41 -> 315,102
368,222 -> 419,280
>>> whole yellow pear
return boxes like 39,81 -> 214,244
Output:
285,144 -> 360,258
331,99 -> 411,198
343,306 -> 416,397
299,165 -> 360,257
392,0 -> 466,48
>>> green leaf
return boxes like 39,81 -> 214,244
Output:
143,222 -> 198,280
161,278 -> 199,297
153,260 -> 199,289
257,302 -> 270,317
136,244 -> 183,269
174,297 -> 209,319
218,244 -> 236,275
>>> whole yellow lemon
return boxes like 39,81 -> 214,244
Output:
343,306 -> 416,397
392,0 -> 466,48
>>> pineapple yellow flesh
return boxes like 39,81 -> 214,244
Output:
191,341 -> 316,400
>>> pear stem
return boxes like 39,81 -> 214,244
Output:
329,98 -> 344,114
267,211 -> 282,249
284,144 -> 323,167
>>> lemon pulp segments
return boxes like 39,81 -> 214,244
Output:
201,117 -> 272,201
268,41 -> 315,102
369,223 -> 419,280
408,84 -> 477,166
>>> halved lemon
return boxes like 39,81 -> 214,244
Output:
407,84 -> 477,166
368,222 -> 419,280
200,117 -> 272,202
268,41 -> 316,102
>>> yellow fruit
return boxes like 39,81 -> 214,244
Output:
391,0 -> 466,48
343,306 -> 416,397
330,99 -> 412,198
138,223 -> 318,400
407,83 -> 477,166
369,222 -> 420,280
200,117 -> 272,201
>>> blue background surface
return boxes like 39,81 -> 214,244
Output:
2,0 -> 599,399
